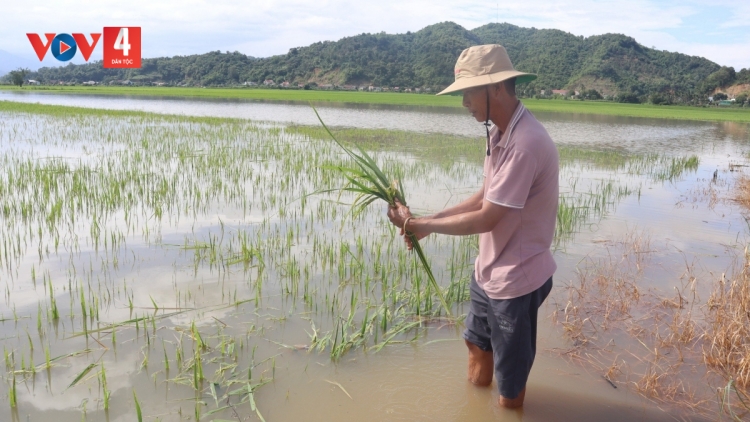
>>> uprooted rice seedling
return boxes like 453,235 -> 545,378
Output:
311,107 -> 451,317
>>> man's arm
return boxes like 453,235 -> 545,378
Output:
408,177 -> 486,223
387,182 -> 483,242
387,180 -> 493,249
429,186 -> 485,219
409,198 -> 508,236
388,194 -> 509,249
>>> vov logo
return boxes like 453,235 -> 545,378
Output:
27,33 -> 101,62
26,27 -> 141,69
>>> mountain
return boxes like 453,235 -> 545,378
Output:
13,22 -> 746,102
0,50 -> 44,77
472,24 -> 723,99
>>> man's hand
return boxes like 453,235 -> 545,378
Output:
387,199 -> 412,228
401,228 -> 429,251
387,200 -> 430,250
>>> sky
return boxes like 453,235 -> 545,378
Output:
1,0 -> 748,70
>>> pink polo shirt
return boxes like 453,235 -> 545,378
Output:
475,102 -> 558,300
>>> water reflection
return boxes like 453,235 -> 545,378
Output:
2,91 -> 749,154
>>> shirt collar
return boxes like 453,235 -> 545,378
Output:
491,102 -> 526,150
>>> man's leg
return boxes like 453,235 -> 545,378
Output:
463,274 -> 494,386
499,387 -> 525,409
465,339 -> 493,386
490,277 -> 553,408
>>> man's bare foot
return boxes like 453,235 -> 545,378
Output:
465,339 -> 493,386
499,387 -> 526,408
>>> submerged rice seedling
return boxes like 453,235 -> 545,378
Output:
133,389 -> 143,422
66,363 -> 98,391
312,107 -> 451,317
100,363 -> 110,411
9,373 -> 16,408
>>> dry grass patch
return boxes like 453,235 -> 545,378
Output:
553,230 -> 651,345
733,174 -> 750,210
550,229 -> 740,419
704,256 -> 750,390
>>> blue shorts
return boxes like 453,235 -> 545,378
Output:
463,273 -> 553,398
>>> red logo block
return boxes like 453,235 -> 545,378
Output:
103,27 -> 141,68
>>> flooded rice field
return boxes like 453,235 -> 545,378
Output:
1,95 -> 750,421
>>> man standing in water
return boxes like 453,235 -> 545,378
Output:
387,44 -> 558,409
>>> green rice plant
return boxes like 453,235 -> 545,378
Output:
49,287 -> 59,320
133,389 -> 143,422
193,347 -> 203,390
66,363 -> 97,390
80,284 -> 87,318
247,383 -> 266,422
100,363 -> 110,411
36,305 -> 42,334
9,373 -> 17,408
312,107 -> 451,317
162,340 -> 169,372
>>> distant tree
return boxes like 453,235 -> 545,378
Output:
228,66 -> 239,82
735,93 -> 748,105
714,92 -> 728,101
582,89 -> 602,100
9,68 -> 30,87
649,93 -> 671,105
701,67 -> 736,93
616,92 -> 641,103
567,89 -> 576,97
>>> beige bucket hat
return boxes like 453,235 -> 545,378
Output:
437,44 -> 536,95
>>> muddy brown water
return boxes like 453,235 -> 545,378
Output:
1,92 -> 748,421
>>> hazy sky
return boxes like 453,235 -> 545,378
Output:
2,0 -> 748,70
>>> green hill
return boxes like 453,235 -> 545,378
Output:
10,22 -> 745,103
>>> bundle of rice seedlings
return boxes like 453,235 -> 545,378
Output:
312,107 -> 451,317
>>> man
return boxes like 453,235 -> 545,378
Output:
387,44 -> 558,409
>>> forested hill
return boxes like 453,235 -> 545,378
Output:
18,22 -> 748,101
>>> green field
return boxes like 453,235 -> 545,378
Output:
2,85 -> 750,123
